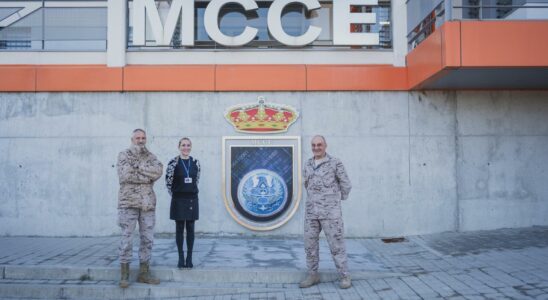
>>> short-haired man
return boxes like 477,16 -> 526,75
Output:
300,135 -> 353,289
116,129 -> 163,288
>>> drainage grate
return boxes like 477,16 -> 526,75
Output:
381,237 -> 406,243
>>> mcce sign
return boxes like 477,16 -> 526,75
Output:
133,0 -> 381,47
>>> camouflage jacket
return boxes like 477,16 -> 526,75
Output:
303,154 -> 352,220
117,145 -> 163,211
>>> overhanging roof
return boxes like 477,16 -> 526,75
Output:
407,21 -> 548,90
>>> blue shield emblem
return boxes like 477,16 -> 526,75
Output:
237,169 -> 288,217
223,137 -> 301,231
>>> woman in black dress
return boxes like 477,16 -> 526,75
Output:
165,137 -> 200,268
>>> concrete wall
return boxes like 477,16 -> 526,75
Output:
0,91 -> 547,237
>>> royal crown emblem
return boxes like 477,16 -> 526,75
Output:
224,97 -> 299,133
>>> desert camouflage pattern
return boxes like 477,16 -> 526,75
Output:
303,153 -> 351,278
118,208 -> 155,263
303,154 -> 352,220
304,218 -> 349,277
117,145 -> 163,211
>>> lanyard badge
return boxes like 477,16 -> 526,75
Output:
181,158 -> 193,183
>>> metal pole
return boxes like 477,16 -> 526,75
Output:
42,0 -> 45,50
445,0 -> 453,21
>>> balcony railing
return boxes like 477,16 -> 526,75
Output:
407,0 -> 548,49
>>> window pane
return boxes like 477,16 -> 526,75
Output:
0,4 -> 107,51
44,8 -> 107,41
0,7 -> 42,50
0,8 -> 19,21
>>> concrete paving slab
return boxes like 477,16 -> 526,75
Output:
0,226 -> 548,299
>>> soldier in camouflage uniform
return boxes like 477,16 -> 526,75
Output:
116,129 -> 163,288
300,135 -> 353,289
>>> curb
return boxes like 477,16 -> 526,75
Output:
1,265 -> 404,284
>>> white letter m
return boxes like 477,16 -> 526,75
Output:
133,0 -> 194,46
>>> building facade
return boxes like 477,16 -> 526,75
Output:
1,0 -> 547,237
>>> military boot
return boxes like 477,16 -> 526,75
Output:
119,263 -> 130,288
339,276 -> 352,289
299,273 -> 320,288
136,262 -> 160,285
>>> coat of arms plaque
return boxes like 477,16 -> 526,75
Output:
222,136 -> 301,231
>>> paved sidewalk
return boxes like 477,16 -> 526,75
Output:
1,226 -> 548,299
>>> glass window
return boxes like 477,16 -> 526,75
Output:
0,3 -> 107,51
0,6 -> 43,50
0,8 -> 19,21
43,7 -> 107,50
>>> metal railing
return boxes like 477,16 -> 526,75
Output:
407,1 -> 446,50
407,0 -> 548,49
452,0 -> 548,20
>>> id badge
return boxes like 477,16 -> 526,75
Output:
184,177 -> 193,184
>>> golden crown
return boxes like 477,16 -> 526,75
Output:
224,97 -> 299,133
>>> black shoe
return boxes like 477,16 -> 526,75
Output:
185,255 -> 193,268
177,252 -> 185,269
177,258 -> 185,269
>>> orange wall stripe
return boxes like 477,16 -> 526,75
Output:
36,65 -> 123,92
4,20 -> 548,93
461,21 -> 548,67
307,65 -> 407,91
215,65 -> 306,91
124,65 -> 215,91
0,66 -> 36,92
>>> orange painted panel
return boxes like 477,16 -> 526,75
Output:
36,66 -> 123,91
461,21 -> 548,67
0,66 -> 36,91
306,65 -> 407,91
441,21 -> 462,68
406,27 -> 443,89
215,65 -> 306,91
124,65 -> 215,91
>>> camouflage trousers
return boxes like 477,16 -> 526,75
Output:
118,208 -> 156,264
304,218 -> 349,278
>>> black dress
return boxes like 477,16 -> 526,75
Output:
170,157 -> 199,220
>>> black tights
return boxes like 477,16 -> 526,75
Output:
175,220 -> 195,256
